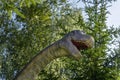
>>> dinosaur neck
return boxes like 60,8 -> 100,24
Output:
15,40 -> 69,80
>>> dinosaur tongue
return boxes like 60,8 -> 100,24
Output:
71,40 -> 88,50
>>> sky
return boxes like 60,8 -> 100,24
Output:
107,0 -> 120,27
69,0 -> 120,27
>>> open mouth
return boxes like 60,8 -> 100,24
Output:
71,40 -> 89,50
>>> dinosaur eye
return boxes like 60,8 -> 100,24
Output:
81,31 -> 86,34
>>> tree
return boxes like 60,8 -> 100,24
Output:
0,0 -> 119,80
0,0 -> 53,79
105,27 -> 120,80
38,0 -> 118,80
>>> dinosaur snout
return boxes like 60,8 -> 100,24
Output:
70,34 -> 94,60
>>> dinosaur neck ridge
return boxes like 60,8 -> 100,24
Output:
15,40 -> 69,80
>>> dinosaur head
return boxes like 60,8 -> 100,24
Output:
65,30 -> 94,60
70,30 -> 94,50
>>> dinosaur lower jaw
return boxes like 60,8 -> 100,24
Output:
71,40 -> 89,50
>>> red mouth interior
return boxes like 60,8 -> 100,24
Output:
71,40 -> 88,50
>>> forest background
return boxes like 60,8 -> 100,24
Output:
0,0 -> 120,80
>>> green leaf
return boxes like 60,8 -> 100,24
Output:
7,10 -> 12,19
31,0 -> 36,6
13,8 -> 25,18
19,0 -> 24,7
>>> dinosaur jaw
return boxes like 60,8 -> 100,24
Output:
71,40 -> 90,50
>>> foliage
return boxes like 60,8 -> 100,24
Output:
0,0 -> 119,80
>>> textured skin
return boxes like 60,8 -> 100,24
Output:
14,30 -> 94,80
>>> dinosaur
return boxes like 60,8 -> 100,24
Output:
14,30 -> 94,80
